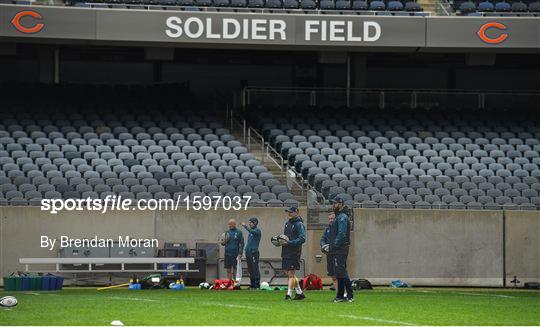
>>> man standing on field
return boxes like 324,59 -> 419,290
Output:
329,197 -> 353,302
320,209 -> 337,291
224,219 -> 244,284
282,206 -> 306,301
241,217 -> 261,289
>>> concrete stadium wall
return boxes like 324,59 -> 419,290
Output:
346,209 -> 504,287
504,210 -> 540,285
0,206 -> 305,286
1,207 -> 538,287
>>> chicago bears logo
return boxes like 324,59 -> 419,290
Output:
11,10 -> 44,34
477,22 -> 508,44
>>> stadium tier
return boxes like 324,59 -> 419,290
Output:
454,0 -> 540,14
249,107 -> 540,210
71,0 -> 424,13
0,91 -> 297,207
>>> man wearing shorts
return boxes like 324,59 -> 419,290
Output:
320,210 -> 337,291
329,197 -> 353,303
281,206 -> 306,301
224,219 -> 244,283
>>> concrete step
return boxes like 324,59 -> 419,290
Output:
231,129 -> 305,204
417,0 -> 436,13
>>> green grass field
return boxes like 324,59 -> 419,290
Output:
1,287 -> 539,325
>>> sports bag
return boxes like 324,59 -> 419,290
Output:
213,279 -> 235,290
352,278 -> 373,290
302,273 -> 323,290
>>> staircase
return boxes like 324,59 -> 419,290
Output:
230,124 -> 306,205
418,0 -> 438,13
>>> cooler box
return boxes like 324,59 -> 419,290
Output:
21,275 -> 30,291
3,275 -> 18,291
29,276 -> 42,290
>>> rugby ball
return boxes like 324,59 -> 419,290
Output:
218,232 -> 228,246
271,234 -> 289,247
321,243 -> 330,254
0,296 -> 18,308
199,282 -> 211,289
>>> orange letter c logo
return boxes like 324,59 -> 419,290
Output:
11,11 -> 44,34
477,22 -> 508,44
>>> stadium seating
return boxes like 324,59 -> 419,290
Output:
249,106 -> 540,210
454,0 -> 540,15
0,86 -> 296,207
72,0 -> 423,13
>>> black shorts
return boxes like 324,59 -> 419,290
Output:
224,254 -> 237,269
333,252 -> 349,278
326,253 -> 335,277
282,257 -> 300,271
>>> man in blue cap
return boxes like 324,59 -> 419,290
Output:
241,217 -> 261,289
328,197 -> 353,302
282,206 -> 306,301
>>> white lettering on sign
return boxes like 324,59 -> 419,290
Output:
165,16 -> 287,41
305,20 -> 381,42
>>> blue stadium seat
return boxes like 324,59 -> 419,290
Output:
248,0 -> 265,7
300,0 -> 317,8
495,0 -> 511,11
265,0 -> 282,7
529,1 -> 540,11
284,0 -> 300,8
336,0 -> 352,8
352,0 -> 368,9
230,0 -> 247,5
511,1 -> 527,11
477,0 -> 494,10
369,0 -> 386,10
388,0 -> 404,10
213,0 -> 230,6
459,1 -> 477,13
320,0 -> 336,9
195,0 -> 212,5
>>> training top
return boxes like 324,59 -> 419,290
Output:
327,210 -> 351,254
224,228 -> 244,256
242,225 -> 261,255
320,226 -> 331,248
281,216 -> 306,259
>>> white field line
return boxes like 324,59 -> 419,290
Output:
200,301 -> 271,311
338,314 -> 417,326
451,292 -> 515,299
107,296 -> 160,302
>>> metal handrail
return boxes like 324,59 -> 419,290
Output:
435,0 -> 452,16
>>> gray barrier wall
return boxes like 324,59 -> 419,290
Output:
1,4 -> 539,50
505,210 -> 540,285
1,206 -> 538,287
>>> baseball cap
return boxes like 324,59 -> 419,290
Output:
330,197 -> 344,204
285,206 -> 299,213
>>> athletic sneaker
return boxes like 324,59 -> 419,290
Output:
285,295 -> 292,301
333,297 -> 346,303
347,297 -> 354,303
293,293 -> 305,300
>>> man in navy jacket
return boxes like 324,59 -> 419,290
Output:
281,206 -> 306,301
224,219 -> 244,282
328,197 -> 353,302
320,209 -> 337,291
241,217 -> 261,289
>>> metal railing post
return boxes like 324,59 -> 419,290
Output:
243,120 -> 246,144
247,128 -> 251,150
